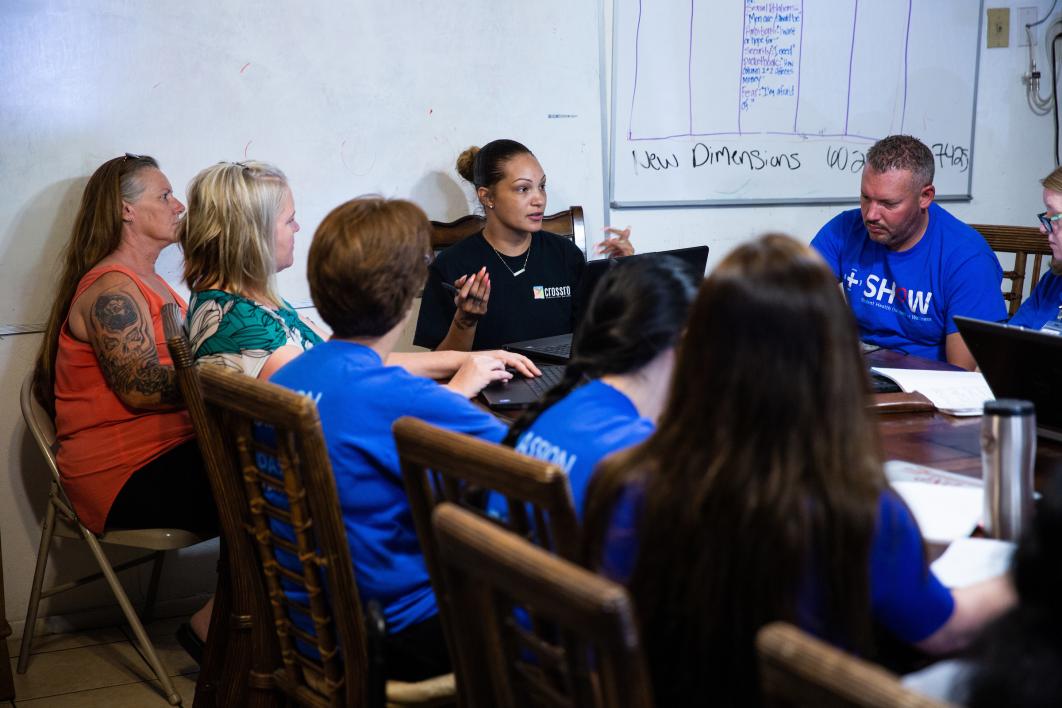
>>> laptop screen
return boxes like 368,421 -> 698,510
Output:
954,316 -> 1062,436
574,245 -> 709,322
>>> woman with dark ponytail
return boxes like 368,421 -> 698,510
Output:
414,139 -> 634,352
488,254 -> 697,517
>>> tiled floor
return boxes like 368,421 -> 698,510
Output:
6,617 -> 199,707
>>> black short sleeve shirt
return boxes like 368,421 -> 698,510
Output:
414,231 -> 585,351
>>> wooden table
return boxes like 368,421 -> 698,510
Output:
867,349 -> 1062,485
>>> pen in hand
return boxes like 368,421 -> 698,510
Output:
441,281 -> 486,303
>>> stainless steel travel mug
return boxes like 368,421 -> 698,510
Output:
981,399 -> 1036,540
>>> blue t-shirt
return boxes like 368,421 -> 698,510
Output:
269,341 -> 506,633
601,488 -> 954,645
1010,271 -> 1062,330
812,203 -> 1005,361
489,380 -> 653,519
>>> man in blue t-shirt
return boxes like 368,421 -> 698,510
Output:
811,135 -> 1005,369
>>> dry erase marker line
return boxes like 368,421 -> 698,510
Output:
548,113 -> 578,119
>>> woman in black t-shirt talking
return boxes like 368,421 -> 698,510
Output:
413,139 -> 633,351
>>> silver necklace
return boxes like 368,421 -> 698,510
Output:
490,238 -> 531,277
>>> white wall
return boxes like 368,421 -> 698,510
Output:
1,1 -> 1058,636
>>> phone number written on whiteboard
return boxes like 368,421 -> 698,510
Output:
631,142 -> 970,174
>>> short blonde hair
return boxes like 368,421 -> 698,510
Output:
1043,166 -> 1062,194
181,161 -> 288,304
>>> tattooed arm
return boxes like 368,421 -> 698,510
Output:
77,274 -> 182,410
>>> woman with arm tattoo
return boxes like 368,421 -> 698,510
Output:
34,154 -> 217,657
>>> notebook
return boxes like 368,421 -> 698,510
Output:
505,246 -> 710,364
479,364 -> 568,410
954,315 -> 1062,438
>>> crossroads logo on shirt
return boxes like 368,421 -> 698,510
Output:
532,285 -> 571,300
846,268 -> 933,315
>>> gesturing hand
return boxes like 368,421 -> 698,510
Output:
596,226 -> 635,258
452,267 -> 490,328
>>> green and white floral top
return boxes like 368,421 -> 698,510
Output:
187,289 -> 323,378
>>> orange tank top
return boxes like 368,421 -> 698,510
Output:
54,265 -> 194,534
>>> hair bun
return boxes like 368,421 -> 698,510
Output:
455,146 -> 479,183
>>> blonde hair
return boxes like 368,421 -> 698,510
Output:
1042,167 -> 1062,276
1042,166 -> 1062,194
181,161 -> 288,304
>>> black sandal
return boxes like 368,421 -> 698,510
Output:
176,622 -> 204,665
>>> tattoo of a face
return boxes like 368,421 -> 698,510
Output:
94,294 -> 139,331
90,289 -> 180,406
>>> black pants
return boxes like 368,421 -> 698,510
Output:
106,440 -> 219,536
384,614 -> 452,682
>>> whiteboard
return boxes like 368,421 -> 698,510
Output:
609,0 -> 983,207
0,0 -> 606,330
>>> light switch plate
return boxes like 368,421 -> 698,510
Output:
988,7 -> 1010,48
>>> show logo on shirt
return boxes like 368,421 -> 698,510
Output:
844,268 -> 934,320
532,284 -> 572,300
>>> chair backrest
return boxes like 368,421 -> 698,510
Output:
191,359 -> 369,707
19,370 -> 63,490
19,369 -> 94,533
756,622 -> 952,708
162,303 -> 280,707
393,416 -> 579,706
432,503 -> 654,708
430,206 -> 585,251
971,223 -> 1053,317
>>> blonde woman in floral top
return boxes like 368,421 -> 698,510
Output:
187,289 -> 323,378
180,161 -> 539,381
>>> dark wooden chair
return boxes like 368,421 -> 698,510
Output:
393,416 -> 579,707
971,224 -> 1053,317
431,503 -> 653,708
163,305 -> 453,707
430,206 -> 584,251
162,303 -> 273,707
757,622 -> 953,708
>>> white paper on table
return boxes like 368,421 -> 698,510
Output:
885,460 -> 982,488
871,368 -> 994,416
930,537 -> 1016,587
890,480 -> 983,544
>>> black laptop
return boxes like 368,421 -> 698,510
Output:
954,316 -> 1062,439
504,246 -> 710,364
479,363 -> 568,410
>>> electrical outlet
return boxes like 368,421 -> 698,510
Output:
988,7 -> 1010,48
1019,7 -> 1038,46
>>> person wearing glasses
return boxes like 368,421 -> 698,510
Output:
811,135 -> 1005,369
33,154 -> 217,655
1009,167 -> 1062,332
180,160 -> 536,384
